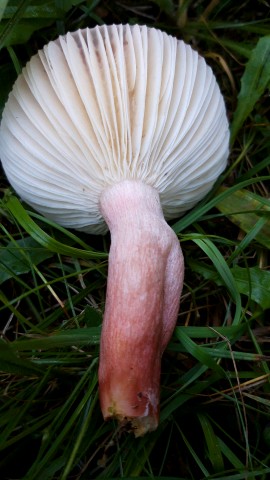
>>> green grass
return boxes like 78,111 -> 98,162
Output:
0,1 -> 270,478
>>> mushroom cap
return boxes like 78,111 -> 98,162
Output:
0,24 -> 229,234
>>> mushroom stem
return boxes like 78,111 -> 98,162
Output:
99,180 -> 184,436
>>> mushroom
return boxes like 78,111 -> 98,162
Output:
0,24 -> 229,436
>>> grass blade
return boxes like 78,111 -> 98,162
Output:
0,339 -> 45,376
5,195 -> 106,259
230,35 -> 270,144
174,328 -> 224,376
191,236 -> 242,324
216,187 -> 270,249
197,413 -> 224,473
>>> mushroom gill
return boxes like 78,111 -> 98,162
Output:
0,24 -> 229,436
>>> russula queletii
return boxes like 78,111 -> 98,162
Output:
0,24 -> 229,436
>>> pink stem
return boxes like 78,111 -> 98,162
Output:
98,180 -> 184,436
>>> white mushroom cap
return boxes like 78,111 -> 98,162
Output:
0,24 -> 229,234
